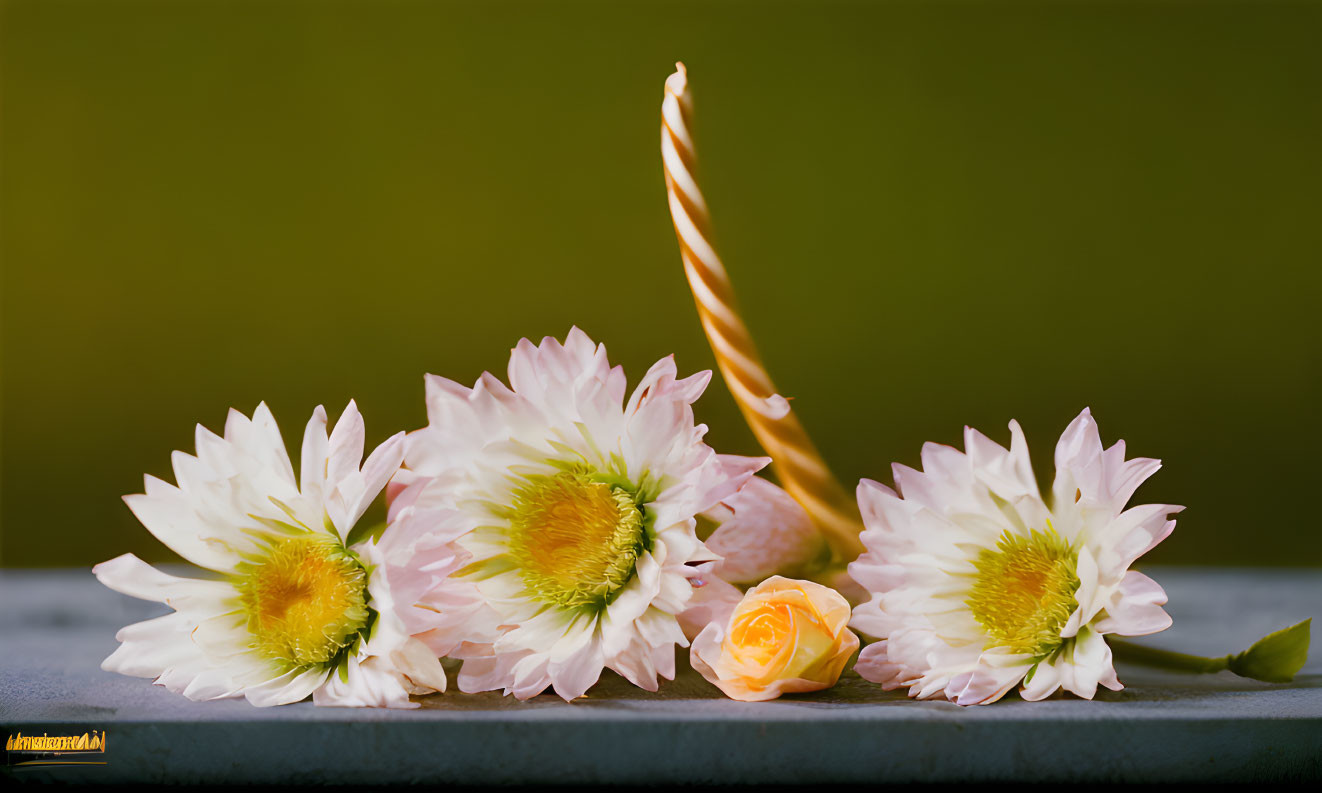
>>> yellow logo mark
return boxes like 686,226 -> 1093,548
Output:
6,731 -> 106,753
5,731 -> 108,766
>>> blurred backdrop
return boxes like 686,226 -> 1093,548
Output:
2,0 -> 1319,567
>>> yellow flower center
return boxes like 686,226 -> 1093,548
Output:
506,469 -> 647,611
966,527 -> 1080,656
235,535 -> 369,669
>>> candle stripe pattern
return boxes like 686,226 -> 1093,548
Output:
661,63 -> 864,560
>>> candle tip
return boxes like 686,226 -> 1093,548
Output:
666,62 -> 689,97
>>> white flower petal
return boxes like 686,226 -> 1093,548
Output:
121,489 -> 243,573
1057,627 -> 1112,700
244,667 -> 329,707
1061,546 -> 1101,639
509,653 -> 553,700
226,403 -> 297,491
326,401 -> 366,496
102,613 -> 202,679
313,657 -> 415,709
949,661 -> 1027,706
608,636 -> 660,691
299,405 -> 330,505
1093,570 -> 1173,636
549,631 -> 605,701
1020,659 -> 1062,701
93,553 -> 230,608
392,638 -> 449,694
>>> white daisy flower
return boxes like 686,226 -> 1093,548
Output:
848,408 -> 1182,705
94,402 -> 452,708
390,328 -> 769,700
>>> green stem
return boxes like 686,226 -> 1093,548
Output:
1109,639 -> 1230,675
1109,620 -> 1309,684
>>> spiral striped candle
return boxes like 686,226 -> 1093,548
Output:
661,63 -> 864,561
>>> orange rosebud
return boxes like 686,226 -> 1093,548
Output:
690,576 -> 859,701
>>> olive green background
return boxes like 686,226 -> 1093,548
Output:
2,0 -> 1319,567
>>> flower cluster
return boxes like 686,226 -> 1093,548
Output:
100,330 -> 1298,708
97,330 -> 826,706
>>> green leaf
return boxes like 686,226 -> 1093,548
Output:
1227,619 -> 1311,683
344,520 -> 388,548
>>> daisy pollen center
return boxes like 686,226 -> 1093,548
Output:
236,535 -> 369,669
966,528 -> 1080,656
507,469 -> 647,611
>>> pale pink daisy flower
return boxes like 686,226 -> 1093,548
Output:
389,328 -> 814,700
848,408 -> 1181,705
94,402 -> 452,708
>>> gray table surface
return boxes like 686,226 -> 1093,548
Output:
1,566 -> 1318,785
